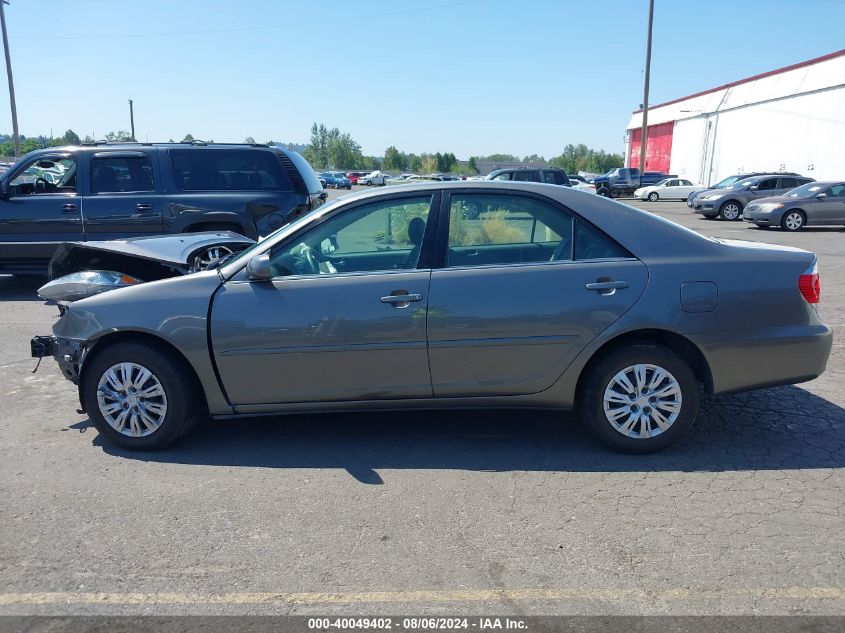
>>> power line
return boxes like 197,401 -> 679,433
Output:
10,0 -> 486,41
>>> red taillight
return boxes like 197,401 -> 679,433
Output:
798,262 -> 820,304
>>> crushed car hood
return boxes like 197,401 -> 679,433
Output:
48,232 -> 256,281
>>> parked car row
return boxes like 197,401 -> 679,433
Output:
688,173 -> 813,221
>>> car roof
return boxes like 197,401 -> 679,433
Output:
220,179 -> 719,281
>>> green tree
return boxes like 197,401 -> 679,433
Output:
105,130 -> 133,142
468,156 -> 479,174
382,145 -> 406,171
61,129 -> 81,145
406,153 -> 422,172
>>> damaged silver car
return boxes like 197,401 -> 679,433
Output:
37,231 -> 255,303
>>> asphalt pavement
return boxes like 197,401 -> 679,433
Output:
0,191 -> 843,616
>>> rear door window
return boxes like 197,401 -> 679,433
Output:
91,154 -> 155,193
514,170 -> 541,182
169,149 -> 292,192
778,177 -> 798,189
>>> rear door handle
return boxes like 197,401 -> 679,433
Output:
136,203 -> 153,212
585,280 -> 629,295
380,293 -> 423,307
61,203 -> 78,213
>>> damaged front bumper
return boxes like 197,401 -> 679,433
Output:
31,335 -> 84,383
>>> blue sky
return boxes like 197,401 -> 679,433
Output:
2,0 -> 844,159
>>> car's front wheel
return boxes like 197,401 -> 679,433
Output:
719,201 -> 742,220
648,192 -> 659,201
781,210 -> 805,231
82,342 -> 203,450
579,344 -> 699,453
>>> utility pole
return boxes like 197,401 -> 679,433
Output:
128,99 -> 136,141
0,0 -> 20,158
638,0 -> 654,172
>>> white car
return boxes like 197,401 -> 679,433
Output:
635,178 -> 703,201
359,170 -> 390,186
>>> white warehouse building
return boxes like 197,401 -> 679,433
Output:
624,49 -> 845,186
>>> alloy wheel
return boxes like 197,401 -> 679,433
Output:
192,245 -> 235,271
96,362 -> 168,437
602,363 -> 682,439
721,203 -> 740,220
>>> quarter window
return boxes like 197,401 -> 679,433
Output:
574,222 -> 629,260
170,149 -> 291,192
91,155 -> 154,193
779,177 -> 798,189
268,195 -> 433,276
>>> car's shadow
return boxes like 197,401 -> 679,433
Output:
76,385 -> 845,482
0,274 -> 48,302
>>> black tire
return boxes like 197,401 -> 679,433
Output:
81,342 -> 204,451
609,190 -> 620,198
648,192 -> 659,202
718,200 -> 742,221
780,210 -> 806,231
578,344 -> 699,453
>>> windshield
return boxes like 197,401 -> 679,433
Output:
712,175 -> 743,188
727,178 -> 756,190
785,183 -> 824,198
654,179 -> 670,187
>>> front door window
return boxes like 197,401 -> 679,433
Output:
269,195 -> 434,276
8,156 -> 77,196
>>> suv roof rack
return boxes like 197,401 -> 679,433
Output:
75,140 -> 272,148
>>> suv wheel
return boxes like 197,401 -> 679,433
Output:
579,344 -> 699,453
781,210 -> 805,231
82,342 -> 203,450
719,201 -> 742,221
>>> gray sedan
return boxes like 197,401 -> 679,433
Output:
744,181 -> 845,231
33,182 -> 832,453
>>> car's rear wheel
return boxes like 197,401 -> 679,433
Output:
596,188 -> 610,197
781,210 -> 805,231
82,343 -> 203,451
648,192 -> 659,202
579,344 -> 699,453
719,201 -> 742,221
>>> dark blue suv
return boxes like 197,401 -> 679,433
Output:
0,142 -> 326,274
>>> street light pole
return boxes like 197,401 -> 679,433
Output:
0,0 -> 20,158
128,99 -> 136,141
638,0 -> 655,172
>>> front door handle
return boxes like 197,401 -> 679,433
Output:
136,203 -> 153,212
380,292 -> 423,308
62,203 -> 78,213
585,280 -> 629,295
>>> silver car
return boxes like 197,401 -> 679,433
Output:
33,182 -> 832,453
744,181 -> 845,231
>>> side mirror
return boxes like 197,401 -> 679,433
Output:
0,180 -> 8,199
246,253 -> 273,281
748,184 -> 759,191
816,193 -> 828,200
